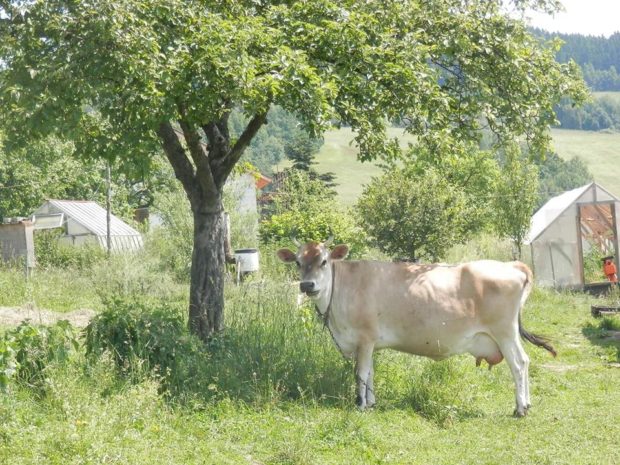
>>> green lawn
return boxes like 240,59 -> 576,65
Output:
1,277 -> 618,465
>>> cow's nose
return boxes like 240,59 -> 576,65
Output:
300,281 -> 315,293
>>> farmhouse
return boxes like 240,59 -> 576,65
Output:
525,182 -> 620,289
32,200 -> 143,252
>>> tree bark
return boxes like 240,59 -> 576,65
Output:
189,201 -> 226,339
158,111 -> 266,342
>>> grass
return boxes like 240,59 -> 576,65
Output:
1,252 -> 619,464
0,266 -> 100,312
549,127 -> 620,197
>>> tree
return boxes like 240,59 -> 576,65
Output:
0,0 -> 586,341
356,167 -> 471,261
0,132 -> 174,221
260,170 -> 365,258
492,145 -> 540,259
536,152 -> 592,208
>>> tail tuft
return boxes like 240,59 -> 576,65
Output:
519,317 -> 557,357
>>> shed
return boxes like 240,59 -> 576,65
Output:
525,182 -> 620,288
33,200 -> 143,252
0,220 -> 35,268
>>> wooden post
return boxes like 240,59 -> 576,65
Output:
106,162 -> 112,256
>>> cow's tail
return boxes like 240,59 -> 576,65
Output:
514,261 -> 557,358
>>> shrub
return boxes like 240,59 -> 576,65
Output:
84,296 -> 204,395
260,170 -> 367,257
34,229 -> 106,270
0,320 -> 79,391
356,168 -> 470,261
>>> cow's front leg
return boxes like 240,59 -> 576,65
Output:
366,364 -> 376,408
355,343 -> 374,409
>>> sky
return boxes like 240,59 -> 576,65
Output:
525,0 -> 620,37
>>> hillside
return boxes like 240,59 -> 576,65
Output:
290,127 -> 620,205
550,128 -> 620,195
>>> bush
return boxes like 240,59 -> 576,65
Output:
260,170 -> 367,257
84,296 -> 204,396
34,229 -> 106,270
356,168 -> 470,261
0,320 -> 79,391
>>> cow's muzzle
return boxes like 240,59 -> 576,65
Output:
300,281 -> 319,296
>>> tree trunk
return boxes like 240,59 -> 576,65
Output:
188,201 -> 226,340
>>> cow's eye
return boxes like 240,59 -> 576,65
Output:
321,260 -> 327,268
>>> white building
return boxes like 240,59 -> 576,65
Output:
525,182 -> 620,288
33,200 -> 143,252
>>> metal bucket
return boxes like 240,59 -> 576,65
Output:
234,248 -> 260,273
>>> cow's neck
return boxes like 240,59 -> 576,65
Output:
314,263 -> 336,325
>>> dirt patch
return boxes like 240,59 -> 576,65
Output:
0,306 -> 96,328
540,363 -> 580,373
606,331 -> 620,341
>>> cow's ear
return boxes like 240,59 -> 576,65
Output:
277,248 -> 297,263
330,244 -> 349,261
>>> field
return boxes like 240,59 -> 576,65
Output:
549,128 -> 620,196
2,105 -> 620,465
1,244 -> 619,465
291,125 -> 620,205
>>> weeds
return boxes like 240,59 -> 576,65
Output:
0,320 -> 79,392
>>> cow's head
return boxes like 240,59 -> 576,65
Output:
277,239 -> 349,298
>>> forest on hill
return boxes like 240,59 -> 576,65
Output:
530,29 -> 620,131
532,29 -> 620,91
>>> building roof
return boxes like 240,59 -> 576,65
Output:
525,182 -> 619,244
33,200 -> 143,251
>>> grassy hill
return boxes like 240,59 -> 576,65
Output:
550,128 -> 620,195
280,126 -> 620,205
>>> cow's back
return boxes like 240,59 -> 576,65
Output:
329,260 -> 528,358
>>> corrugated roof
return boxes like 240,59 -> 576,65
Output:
35,200 -> 143,251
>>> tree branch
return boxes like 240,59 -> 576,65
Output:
178,116 -> 218,201
213,111 -> 267,186
157,121 -> 197,200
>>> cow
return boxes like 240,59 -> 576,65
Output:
277,239 -> 556,417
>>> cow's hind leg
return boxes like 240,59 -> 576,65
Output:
355,343 -> 374,409
496,335 -> 530,417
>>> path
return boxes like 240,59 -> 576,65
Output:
0,306 -> 96,328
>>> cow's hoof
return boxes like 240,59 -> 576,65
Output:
513,408 -> 528,418
355,395 -> 365,409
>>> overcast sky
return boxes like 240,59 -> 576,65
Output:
525,0 -> 620,37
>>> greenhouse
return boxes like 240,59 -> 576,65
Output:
525,182 -> 620,289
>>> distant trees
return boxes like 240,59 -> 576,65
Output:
554,95 -> 620,131
536,152 -> 592,207
532,29 -> 620,91
230,106 -> 324,176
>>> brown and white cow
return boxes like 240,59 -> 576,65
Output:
277,240 -> 556,417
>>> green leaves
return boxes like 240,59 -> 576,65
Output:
0,0 -> 587,170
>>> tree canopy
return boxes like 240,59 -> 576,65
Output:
0,0 -> 587,340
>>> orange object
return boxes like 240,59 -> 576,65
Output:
603,259 -> 618,283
